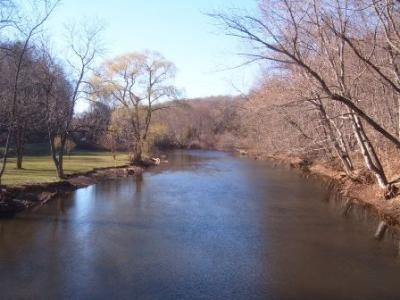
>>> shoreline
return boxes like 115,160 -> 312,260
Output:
0,164 -> 144,217
2,149 -> 400,241
246,152 -> 400,238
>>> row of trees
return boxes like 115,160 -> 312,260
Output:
150,96 -> 242,150
209,0 -> 400,198
0,1 -> 179,184
112,0 -> 397,199
0,0 -> 107,183
3,0 -> 399,201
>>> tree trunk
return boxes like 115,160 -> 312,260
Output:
350,112 -> 394,197
0,128 -> 13,186
132,139 -> 143,163
398,95 -> 400,138
317,101 -> 354,176
16,133 -> 25,170
57,153 -> 64,179
48,132 -> 65,179
16,151 -> 23,170
323,113 -> 354,177
15,122 -> 26,169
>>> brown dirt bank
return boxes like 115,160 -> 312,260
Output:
0,164 -> 144,217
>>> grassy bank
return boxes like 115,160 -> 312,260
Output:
2,151 -> 130,186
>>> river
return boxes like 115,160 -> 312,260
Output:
0,150 -> 399,299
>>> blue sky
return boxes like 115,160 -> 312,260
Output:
45,0 -> 261,100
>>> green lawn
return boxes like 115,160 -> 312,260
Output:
2,151 -> 130,186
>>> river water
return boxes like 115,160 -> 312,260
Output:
0,150 -> 400,299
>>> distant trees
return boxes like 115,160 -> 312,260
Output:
91,51 -> 177,163
1,0 -> 398,201
151,96 -> 243,150
73,101 -> 111,148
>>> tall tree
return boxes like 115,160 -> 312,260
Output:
0,0 -> 59,185
46,20 -> 104,179
92,51 -> 177,163
210,0 -> 400,197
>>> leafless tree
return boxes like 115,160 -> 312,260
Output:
46,20 -> 104,178
0,0 -> 59,185
92,51 -> 177,163
210,0 -> 400,197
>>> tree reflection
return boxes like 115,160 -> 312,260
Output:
134,174 -> 143,194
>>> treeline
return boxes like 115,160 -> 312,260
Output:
74,96 -> 242,152
152,0 -> 400,201
0,1 -> 181,183
152,96 -> 242,150
88,0 -> 398,200
208,0 -> 400,199
147,0 -> 398,200
2,0 -> 400,201
0,0 -> 106,183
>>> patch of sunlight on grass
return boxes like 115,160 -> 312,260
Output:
2,151 -> 130,186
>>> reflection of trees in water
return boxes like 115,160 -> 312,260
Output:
135,174 -> 143,194
149,150 -> 214,174
0,192 -> 78,265
95,180 -> 131,199
0,151 -> 219,269
54,196 -> 71,217
0,216 -> 46,264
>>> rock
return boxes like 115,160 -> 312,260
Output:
37,192 -> 58,204
68,176 -> 96,188
125,166 -> 141,175
150,157 -> 161,165
236,148 -> 248,156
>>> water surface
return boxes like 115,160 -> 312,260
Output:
0,151 -> 399,299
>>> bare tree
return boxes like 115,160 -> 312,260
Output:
92,51 -> 177,163
46,20 -> 104,179
209,0 -> 400,149
331,0 -> 400,136
0,0 -> 59,185
210,0 -> 400,197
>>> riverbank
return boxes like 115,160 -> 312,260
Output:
246,152 -> 400,234
3,150 -> 400,299
0,164 -> 144,217
1,151 -> 131,185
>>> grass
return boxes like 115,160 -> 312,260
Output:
2,151 -> 130,186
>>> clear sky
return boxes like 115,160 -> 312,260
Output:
45,0 -> 261,100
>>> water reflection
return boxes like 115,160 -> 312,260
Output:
135,173 -> 144,194
0,150 -> 399,299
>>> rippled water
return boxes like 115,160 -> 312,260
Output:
0,150 -> 399,299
